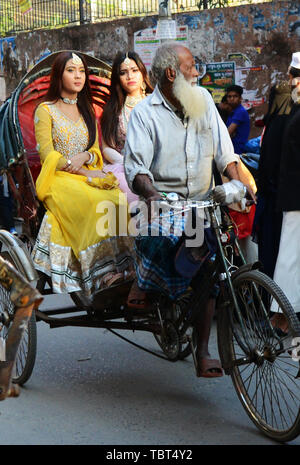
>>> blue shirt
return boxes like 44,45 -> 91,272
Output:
226,104 -> 250,154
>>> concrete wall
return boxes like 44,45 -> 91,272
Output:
1,1 -> 299,134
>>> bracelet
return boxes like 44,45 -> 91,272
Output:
86,151 -> 95,165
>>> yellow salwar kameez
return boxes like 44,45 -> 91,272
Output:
31,102 -> 134,294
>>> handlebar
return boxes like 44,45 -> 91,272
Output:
159,180 -> 251,215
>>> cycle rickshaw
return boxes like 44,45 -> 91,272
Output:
1,51 -> 300,443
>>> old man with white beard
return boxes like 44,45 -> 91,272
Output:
124,43 -> 250,377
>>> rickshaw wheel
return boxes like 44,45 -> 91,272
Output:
228,270 -> 300,443
153,293 -> 195,360
0,246 -> 37,386
154,320 -> 181,361
172,299 -> 197,360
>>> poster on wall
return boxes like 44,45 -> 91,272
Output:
235,66 -> 265,109
0,37 -> 17,73
199,61 -> 235,102
134,26 -> 188,71
156,19 -> 177,40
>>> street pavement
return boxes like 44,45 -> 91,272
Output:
0,292 -> 299,446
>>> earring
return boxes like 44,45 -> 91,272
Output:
141,81 -> 146,95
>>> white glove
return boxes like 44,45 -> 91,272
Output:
213,179 -> 246,205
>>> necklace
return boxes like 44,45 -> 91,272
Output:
60,96 -> 78,105
124,94 -> 144,108
122,94 -> 145,133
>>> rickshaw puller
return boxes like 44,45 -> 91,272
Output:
124,43 -> 255,378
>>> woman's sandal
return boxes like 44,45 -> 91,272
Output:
102,272 -> 124,288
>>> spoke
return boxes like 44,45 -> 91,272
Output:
230,273 -> 300,435
257,362 -> 274,428
258,362 -> 275,427
273,362 -> 300,402
274,356 -> 300,370
240,363 -> 258,394
237,282 -> 252,345
264,362 -> 283,430
236,361 -> 253,375
248,283 -> 270,345
18,337 -> 27,362
235,281 -> 271,351
248,361 -> 269,416
269,363 -> 296,429
269,364 -> 298,428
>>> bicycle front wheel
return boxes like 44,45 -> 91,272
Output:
228,269 -> 300,443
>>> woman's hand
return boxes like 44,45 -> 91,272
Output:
85,170 -> 106,179
62,152 -> 90,173
61,161 -> 107,180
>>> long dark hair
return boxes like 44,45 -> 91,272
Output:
44,51 -> 96,149
101,51 -> 153,149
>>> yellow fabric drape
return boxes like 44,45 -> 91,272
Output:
34,103 -> 128,259
34,103 -> 103,170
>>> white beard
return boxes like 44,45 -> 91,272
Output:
172,72 -> 207,120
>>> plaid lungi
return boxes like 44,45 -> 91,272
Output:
133,207 -> 205,300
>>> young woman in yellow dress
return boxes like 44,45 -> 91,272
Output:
100,51 -> 153,205
32,51 -> 134,295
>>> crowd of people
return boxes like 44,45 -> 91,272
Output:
4,44 -> 298,376
216,52 -> 300,331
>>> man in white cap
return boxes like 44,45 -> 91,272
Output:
289,51 -> 300,70
271,52 -> 300,331
288,52 -> 300,103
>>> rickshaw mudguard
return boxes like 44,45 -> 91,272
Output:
0,230 -> 38,283
230,261 -> 262,281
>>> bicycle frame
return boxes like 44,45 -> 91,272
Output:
172,200 -> 267,369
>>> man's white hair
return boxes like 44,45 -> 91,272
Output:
151,42 -> 181,86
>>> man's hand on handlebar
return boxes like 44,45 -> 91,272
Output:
213,179 -> 256,207
223,161 -> 257,206
144,193 -> 164,223
133,174 -> 164,223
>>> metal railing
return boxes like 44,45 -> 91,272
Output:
0,0 -> 273,36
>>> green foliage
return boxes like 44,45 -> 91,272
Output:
197,0 -> 229,9
0,11 -> 15,36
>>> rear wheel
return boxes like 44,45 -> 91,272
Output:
228,270 -> 300,443
0,244 -> 37,385
172,300 -> 196,360
154,319 -> 181,361
153,293 -> 194,361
